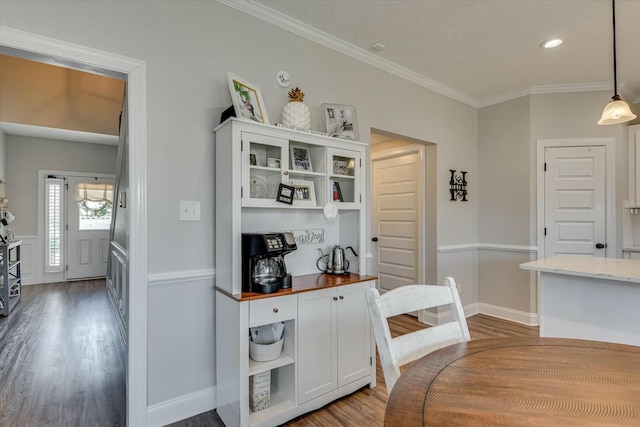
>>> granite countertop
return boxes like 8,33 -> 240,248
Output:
520,255 -> 640,283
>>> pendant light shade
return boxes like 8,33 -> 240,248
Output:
598,95 -> 637,125
598,0 -> 637,125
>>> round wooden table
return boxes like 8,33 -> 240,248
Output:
385,337 -> 640,426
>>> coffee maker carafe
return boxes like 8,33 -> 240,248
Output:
242,232 -> 297,293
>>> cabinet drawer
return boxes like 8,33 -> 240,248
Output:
250,294 -> 297,327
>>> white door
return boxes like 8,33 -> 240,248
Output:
67,176 -> 114,279
544,146 -> 606,257
372,146 -> 424,292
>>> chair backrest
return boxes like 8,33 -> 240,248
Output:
365,277 -> 470,394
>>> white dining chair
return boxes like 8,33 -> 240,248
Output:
365,277 -> 470,394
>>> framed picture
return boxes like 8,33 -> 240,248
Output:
321,103 -> 358,140
290,145 -> 313,172
249,153 -> 258,166
276,183 -> 295,204
332,180 -> 344,202
289,179 -> 316,207
333,160 -> 350,176
226,72 -> 269,125
267,157 -> 281,169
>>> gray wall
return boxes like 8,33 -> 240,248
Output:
6,135 -> 117,235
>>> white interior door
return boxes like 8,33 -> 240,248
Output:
544,146 -> 606,257
372,145 -> 424,293
67,176 -> 114,279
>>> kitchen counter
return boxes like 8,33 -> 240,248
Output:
216,272 -> 378,301
520,254 -> 640,283
520,255 -> 640,346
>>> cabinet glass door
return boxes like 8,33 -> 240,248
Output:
242,132 -> 288,207
328,148 -> 360,208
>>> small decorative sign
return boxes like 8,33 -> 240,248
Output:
449,169 -> 468,201
291,229 -> 325,245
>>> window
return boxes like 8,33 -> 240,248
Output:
45,178 -> 63,272
75,183 -> 113,231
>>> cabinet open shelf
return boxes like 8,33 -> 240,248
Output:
249,353 -> 295,376
249,393 -> 295,425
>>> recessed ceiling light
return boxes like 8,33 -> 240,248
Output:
541,39 -> 563,49
371,42 -> 386,51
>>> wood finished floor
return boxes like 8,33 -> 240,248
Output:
0,280 -> 126,427
0,282 -> 538,427
170,313 -> 539,427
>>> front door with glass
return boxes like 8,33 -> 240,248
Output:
67,176 -> 114,279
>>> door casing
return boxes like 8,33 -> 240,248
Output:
1,26 -> 149,426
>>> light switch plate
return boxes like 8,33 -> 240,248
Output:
179,200 -> 201,221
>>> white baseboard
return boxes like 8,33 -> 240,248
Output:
421,302 -> 537,327
479,302 -> 539,326
147,386 -> 216,427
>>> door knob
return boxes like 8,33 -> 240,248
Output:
595,243 -> 607,249
372,237 -> 378,242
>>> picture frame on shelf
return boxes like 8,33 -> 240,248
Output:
290,179 -> 316,207
249,153 -> 258,166
226,71 -> 269,125
321,103 -> 358,140
290,145 -> 313,172
276,183 -> 295,204
333,159 -> 351,176
267,157 -> 281,169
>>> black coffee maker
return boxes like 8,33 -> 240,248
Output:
242,232 -> 297,293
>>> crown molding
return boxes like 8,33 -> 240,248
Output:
0,122 -> 118,145
479,82 -> 615,108
217,0 -> 480,108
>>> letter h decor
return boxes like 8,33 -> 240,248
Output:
449,169 -> 468,201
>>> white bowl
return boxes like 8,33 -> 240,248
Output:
249,338 -> 284,362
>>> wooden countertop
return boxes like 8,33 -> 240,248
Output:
520,255 -> 640,284
216,272 -> 377,301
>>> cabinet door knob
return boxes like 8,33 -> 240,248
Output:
339,295 -> 344,300
283,171 -> 289,176
333,296 -> 338,301
273,308 -> 279,313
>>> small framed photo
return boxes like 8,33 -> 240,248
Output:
226,71 -> 269,125
267,157 -> 281,169
290,179 -> 316,207
276,183 -> 295,204
290,145 -> 313,172
249,153 -> 258,166
333,160 -> 350,176
321,103 -> 358,140
332,180 -> 344,202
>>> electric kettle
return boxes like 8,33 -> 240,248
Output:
317,245 -> 358,275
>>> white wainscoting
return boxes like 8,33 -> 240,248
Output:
438,243 -> 539,326
13,235 -> 38,284
146,269 -> 216,426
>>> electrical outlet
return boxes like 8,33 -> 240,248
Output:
179,200 -> 201,221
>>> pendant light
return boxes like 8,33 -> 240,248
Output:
598,0 -> 637,125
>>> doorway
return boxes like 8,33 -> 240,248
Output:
1,27 -> 148,426
370,131 -> 437,295
537,138 -> 616,259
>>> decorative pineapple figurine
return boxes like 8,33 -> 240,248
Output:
281,87 -> 311,130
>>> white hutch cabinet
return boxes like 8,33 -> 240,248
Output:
214,119 -> 376,427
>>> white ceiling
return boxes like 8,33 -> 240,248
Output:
237,0 -> 640,107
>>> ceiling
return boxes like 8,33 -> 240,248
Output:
243,0 -> 640,107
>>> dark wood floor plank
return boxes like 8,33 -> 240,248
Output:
0,280 -> 125,427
